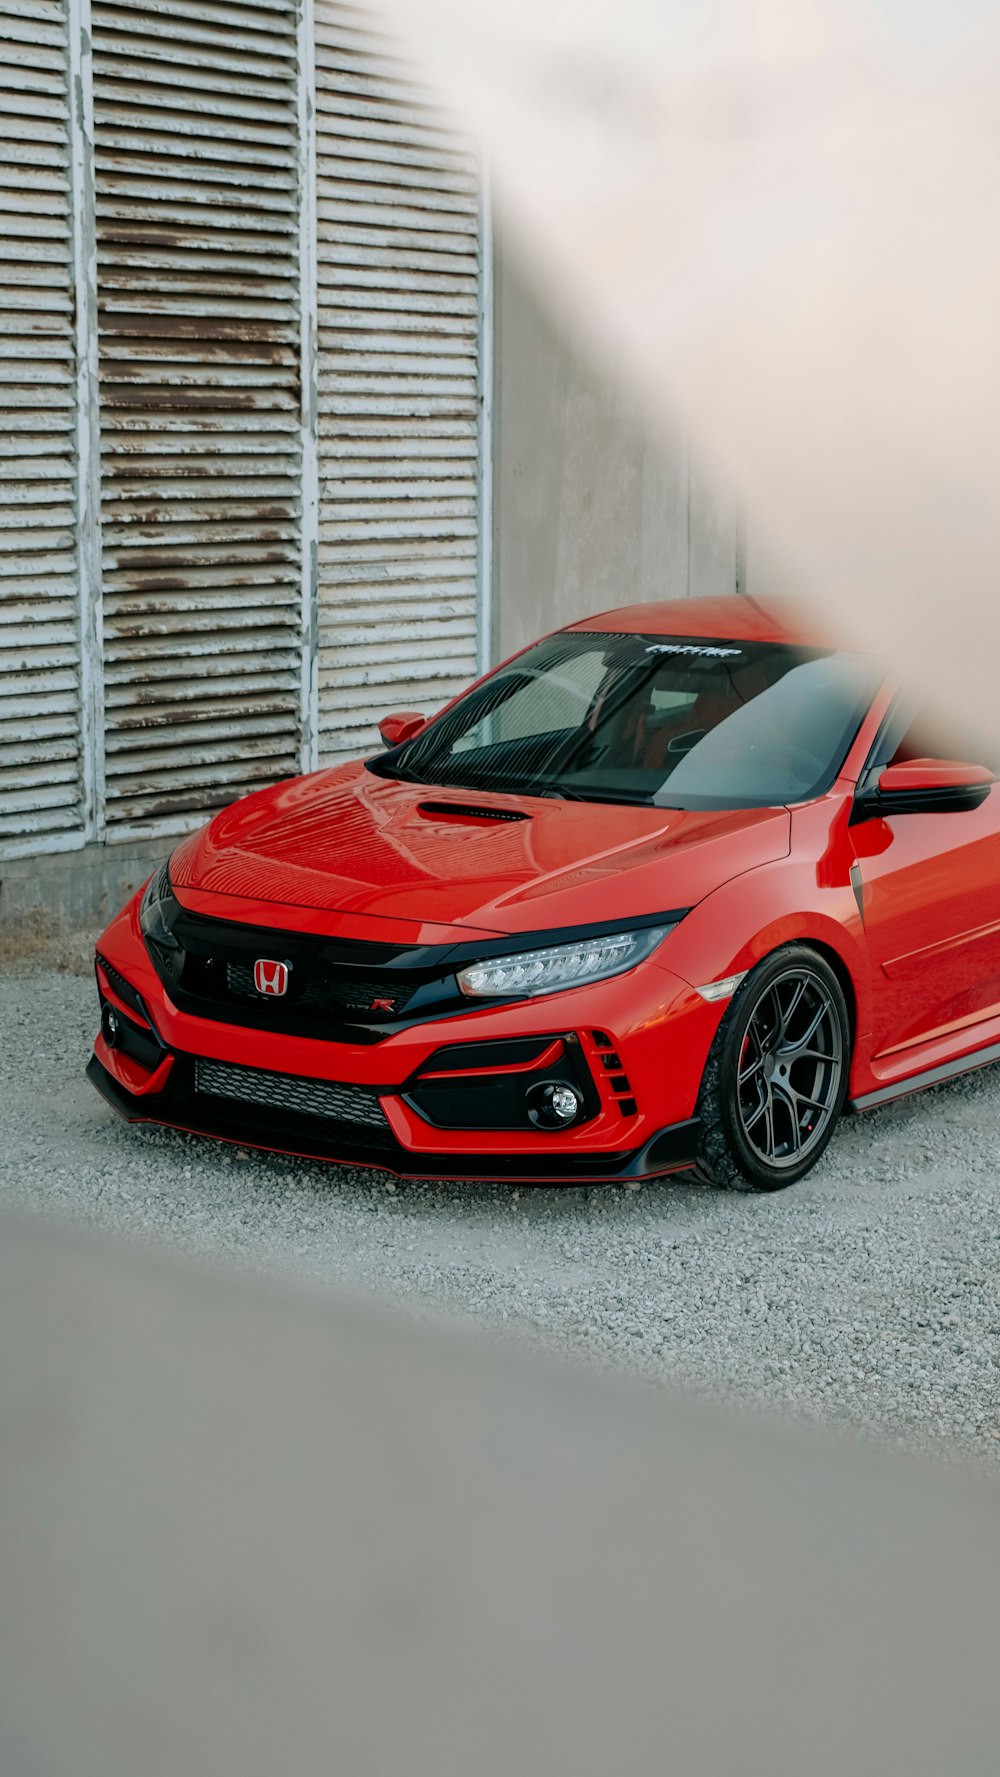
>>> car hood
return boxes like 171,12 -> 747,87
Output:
170,765 -> 791,939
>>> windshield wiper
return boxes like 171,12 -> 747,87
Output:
532,783 -> 655,806
369,759 -> 659,807
366,758 -> 427,785
536,784 -> 589,801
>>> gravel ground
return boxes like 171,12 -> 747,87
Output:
3,954 -> 999,1465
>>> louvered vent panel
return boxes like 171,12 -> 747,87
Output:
314,0 -> 482,767
0,0 -> 83,849
92,0 -> 304,827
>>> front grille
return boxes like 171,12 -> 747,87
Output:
146,905 -> 471,1039
224,958 -> 417,1019
194,1057 -> 389,1131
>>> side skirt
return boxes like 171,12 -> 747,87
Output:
850,1037 -> 1000,1112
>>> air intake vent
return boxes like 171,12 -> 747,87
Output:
417,801 -> 530,823
194,1059 -> 388,1132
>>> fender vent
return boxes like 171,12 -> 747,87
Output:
96,953 -> 148,1023
417,801 -> 530,823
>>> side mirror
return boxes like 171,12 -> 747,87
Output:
857,756 -> 994,818
378,711 -> 426,748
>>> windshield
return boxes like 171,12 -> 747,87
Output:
367,632 -> 880,810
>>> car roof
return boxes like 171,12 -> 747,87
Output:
567,595 -> 829,649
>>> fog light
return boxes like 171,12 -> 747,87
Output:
101,1003 -> 122,1049
526,1080 -> 583,1130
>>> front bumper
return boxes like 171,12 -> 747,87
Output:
87,888 -> 721,1183
87,1047 -> 700,1183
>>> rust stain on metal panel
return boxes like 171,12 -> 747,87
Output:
108,574 -> 189,593
99,313 -> 294,346
102,389 -> 272,412
1,0 -> 90,856
101,336 -> 296,363
114,697 -> 292,724
91,0 -> 307,830
104,545 -> 292,572
105,505 -> 295,530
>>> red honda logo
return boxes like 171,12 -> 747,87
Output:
254,958 -> 290,997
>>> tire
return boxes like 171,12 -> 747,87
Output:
692,944 -> 851,1192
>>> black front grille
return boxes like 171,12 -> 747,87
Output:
151,905 -> 462,1040
194,1057 -> 388,1131
224,958 -> 418,1019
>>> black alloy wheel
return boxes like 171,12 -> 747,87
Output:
692,945 -> 851,1191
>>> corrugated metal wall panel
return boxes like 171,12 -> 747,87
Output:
0,0 -> 83,848
92,0 -> 306,828
314,0 -> 482,767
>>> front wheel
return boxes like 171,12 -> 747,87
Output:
692,946 -> 851,1191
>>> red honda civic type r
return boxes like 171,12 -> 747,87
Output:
88,596 -> 999,1191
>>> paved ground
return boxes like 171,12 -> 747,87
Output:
3,953 -> 999,1466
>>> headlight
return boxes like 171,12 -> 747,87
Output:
139,855 -> 179,951
456,925 -> 671,1000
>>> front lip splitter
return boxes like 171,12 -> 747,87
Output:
87,1050 -> 701,1185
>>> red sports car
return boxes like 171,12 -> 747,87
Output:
88,596 -> 999,1191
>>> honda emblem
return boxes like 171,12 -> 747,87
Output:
254,958 -> 290,997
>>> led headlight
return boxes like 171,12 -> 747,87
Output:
456,925 -> 671,1000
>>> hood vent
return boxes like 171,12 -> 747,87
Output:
417,801 -> 530,823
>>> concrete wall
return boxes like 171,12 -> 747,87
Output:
0,840 -> 161,943
491,235 -> 741,661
